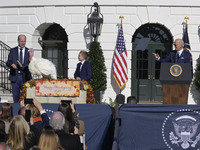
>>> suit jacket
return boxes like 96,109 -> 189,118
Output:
159,49 -> 191,63
55,129 -> 82,150
6,46 -> 32,82
159,49 -> 193,77
74,60 -> 92,83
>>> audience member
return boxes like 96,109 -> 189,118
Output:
7,115 -> 37,150
0,103 -> 13,134
50,111 -> 82,150
58,101 -> 80,131
22,98 -> 49,134
127,96 -> 138,104
115,94 -> 125,104
18,106 -> 26,117
38,130 -> 64,150
0,120 -> 7,143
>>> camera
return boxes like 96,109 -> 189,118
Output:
61,100 -> 72,104
25,109 -> 31,122
25,98 -> 33,104
69,120 -> 75,133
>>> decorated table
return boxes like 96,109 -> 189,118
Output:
20,79 -> 94,104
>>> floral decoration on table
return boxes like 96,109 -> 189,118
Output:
19,78 -> 94,104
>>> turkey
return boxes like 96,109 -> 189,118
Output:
28,48 -> 57,79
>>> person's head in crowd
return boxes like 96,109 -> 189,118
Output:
18,106 -> 26,117
27,104 -> 40,118
38,130 -> 61,150
50,111 -> 65,130
42,125 -> 54,132
0,142 -> 8,150
7,115 -> 30,150
58,102 -> 73,121
0,103 -> 13,122
115,94 -> 125,104
127,96 -> 138,104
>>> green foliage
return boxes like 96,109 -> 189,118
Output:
101,97 -> 120,108
88,41 -> 107,92
194,61 -> 200,92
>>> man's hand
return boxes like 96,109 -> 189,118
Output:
152,53 -> 160,60
76,77 -> 81,80
33,98 -> 43,111
20,100 -> 25,107
17,60 -> 22,68
11,64 -> 17,69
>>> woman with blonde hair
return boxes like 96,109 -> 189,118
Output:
7,115 -> 37,150
38,130 -> 63,150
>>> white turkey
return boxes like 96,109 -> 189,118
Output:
28,48 -> 57,79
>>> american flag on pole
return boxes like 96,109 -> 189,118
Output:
113,23 -> 128,89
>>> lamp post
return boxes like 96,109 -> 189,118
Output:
87,2 -> 103,41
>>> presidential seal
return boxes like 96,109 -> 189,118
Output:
162,109 -> 200,150
170,64 -> 182,77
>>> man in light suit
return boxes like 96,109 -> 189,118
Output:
74,50 -> 92,84
153,38 -> 192,64
6,34 -> 32,103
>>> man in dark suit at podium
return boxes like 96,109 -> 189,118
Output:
153,38 -> 193,104
74,50 -> 92,84
153,38 -> 192,63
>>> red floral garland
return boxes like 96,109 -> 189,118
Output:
20,78 -> 94,104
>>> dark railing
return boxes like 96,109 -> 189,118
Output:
0,41 -> 12,93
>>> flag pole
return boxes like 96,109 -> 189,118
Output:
184,16 -> 189,25
119,16 -> 124,94
119,16 -> 124,26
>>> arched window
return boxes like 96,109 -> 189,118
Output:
40,24 -> 68,78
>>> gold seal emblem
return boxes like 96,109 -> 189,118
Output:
170,64 -> 182,77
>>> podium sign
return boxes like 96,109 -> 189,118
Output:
160,63 -> 192,84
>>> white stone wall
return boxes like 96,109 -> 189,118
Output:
0,1 -> 200,104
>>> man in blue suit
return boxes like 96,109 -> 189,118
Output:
74,50 -> 92,84
6,34 -> 32,102
153,38 -> 192,64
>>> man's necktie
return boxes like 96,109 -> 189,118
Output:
80,63 -> 83,71
176,52 -> 179,62
20,48 -> 23,64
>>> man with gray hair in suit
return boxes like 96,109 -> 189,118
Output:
50,111 -> 82,150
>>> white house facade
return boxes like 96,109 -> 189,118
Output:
0,0 -> 200,104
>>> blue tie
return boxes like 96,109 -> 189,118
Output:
20,48 -> 23,64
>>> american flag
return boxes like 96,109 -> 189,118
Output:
113,24 -> 128,89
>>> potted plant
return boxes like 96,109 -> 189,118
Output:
88,41 -> 107,103
194,61 -> 200,92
